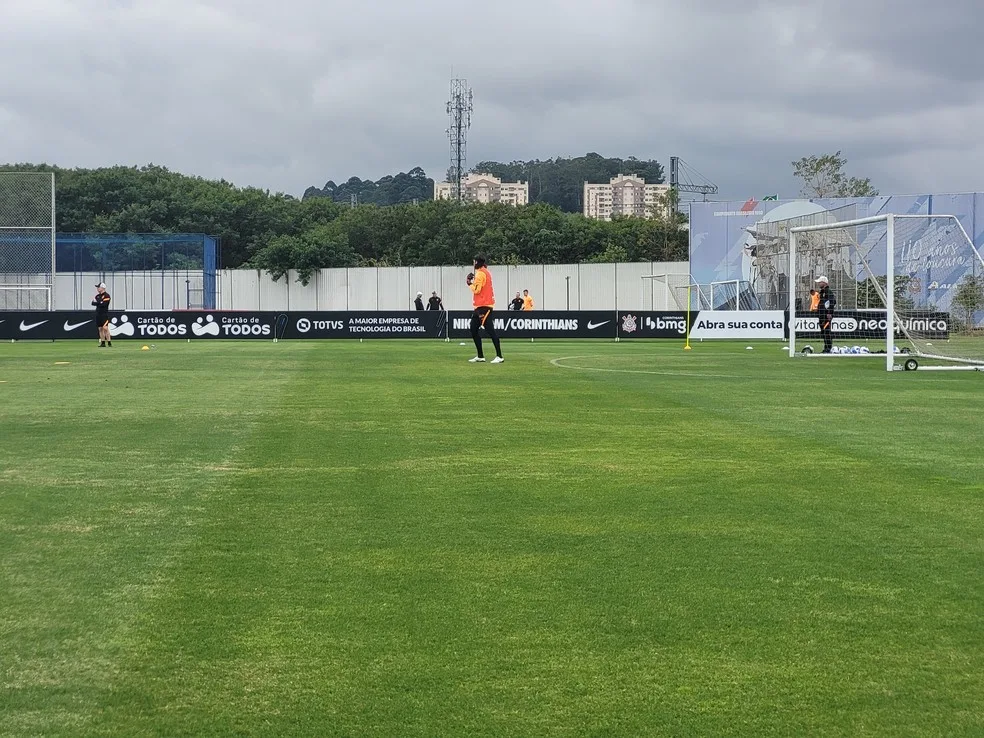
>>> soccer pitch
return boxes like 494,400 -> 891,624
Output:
1,339 -> 982,736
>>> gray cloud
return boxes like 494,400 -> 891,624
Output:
1,0 -> 981,200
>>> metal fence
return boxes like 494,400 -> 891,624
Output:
0,172 -> 55,310
1,233 -> 218,310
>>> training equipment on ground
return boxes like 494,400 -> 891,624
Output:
779,213 -> 984,372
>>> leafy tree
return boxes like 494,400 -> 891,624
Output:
952,274 -> 984,332
470,153 -> 665,213
792,152 -> 878,198
306,168 -> 433,206
857,275 -> 915,311
3,161 -> 689,282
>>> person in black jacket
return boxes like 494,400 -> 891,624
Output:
426,291 -> 443,310
510,292 -> 524,311
92,282 -> 112,347
413,292 -> 424,311
815,275 -> 836,353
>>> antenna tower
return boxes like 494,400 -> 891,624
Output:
446,77 -> 473,203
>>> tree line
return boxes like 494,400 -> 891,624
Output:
0,163 -> 687,279
300,153 -> 664,213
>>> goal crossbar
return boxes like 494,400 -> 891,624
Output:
789,213 -> 984,371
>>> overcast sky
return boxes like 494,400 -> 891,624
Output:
2,0 -> 982,200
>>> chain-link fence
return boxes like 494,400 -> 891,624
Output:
55,234 -> 219,310
0,172 -> 55,310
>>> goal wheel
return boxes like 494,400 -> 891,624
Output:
801,345 -> 814,355
903,358 -> 918,371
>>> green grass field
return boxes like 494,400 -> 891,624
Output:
2,339 -> 982,737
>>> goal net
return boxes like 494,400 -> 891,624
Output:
789,214 -> 984,371
640,273 -> 691,310
0,172 -> 56,310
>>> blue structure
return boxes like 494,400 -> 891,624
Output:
56,233 -> 218,309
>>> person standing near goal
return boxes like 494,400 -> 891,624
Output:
467,254 -> 503,364
815,275 -> 835,353
92,282 -> 112,347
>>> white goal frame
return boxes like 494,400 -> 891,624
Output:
789,213 -> 984,372
640,273 -> 690,310
0,284 -> 52,311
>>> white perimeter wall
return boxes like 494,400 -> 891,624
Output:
4,262 -> 689,311
215,262 -> 688,311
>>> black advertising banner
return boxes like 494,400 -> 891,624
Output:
617,311 -> 691,339
0,311 -> 446,341
447,310 -> 617,339
793,311 -> 950,340
280,311 -> 445,339
7,309 -> 942,341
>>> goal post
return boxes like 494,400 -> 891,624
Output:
0,172 -> 56,311
640,273 -> 691,310
789,213 -> 984,372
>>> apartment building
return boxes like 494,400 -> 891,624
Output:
583,174 -> 670,220
434,173 -> 529,206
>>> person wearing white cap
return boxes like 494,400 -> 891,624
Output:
815,275 -> 835,353
413,292 -> 424,311
92,282 -> 112,347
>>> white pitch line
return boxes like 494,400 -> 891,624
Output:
549,355 -> 744,379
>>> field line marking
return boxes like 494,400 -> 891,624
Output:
549,355 -> 744,379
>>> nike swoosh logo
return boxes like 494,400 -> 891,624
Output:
19,320 -> 47,331
587,321 -> 610,330
64,320 -> 90,331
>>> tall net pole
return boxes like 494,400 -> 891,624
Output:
0,172 -> 56,310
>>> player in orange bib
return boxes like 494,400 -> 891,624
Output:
466,254 -> 503,364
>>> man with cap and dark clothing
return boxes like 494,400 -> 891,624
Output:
92,282 -> 112,347
815,275 -> 835,353
426,291 -> 443,311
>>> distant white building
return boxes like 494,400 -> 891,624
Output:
583,174 -> 670,220
434,173 -> 529,206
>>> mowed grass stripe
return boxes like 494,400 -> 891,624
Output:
1,340 -> 982,736
0,342 -> 314,736
44,340 -> 978,736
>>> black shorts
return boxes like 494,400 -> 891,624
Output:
471,306 -> 493,327
96,315 -> 110,327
